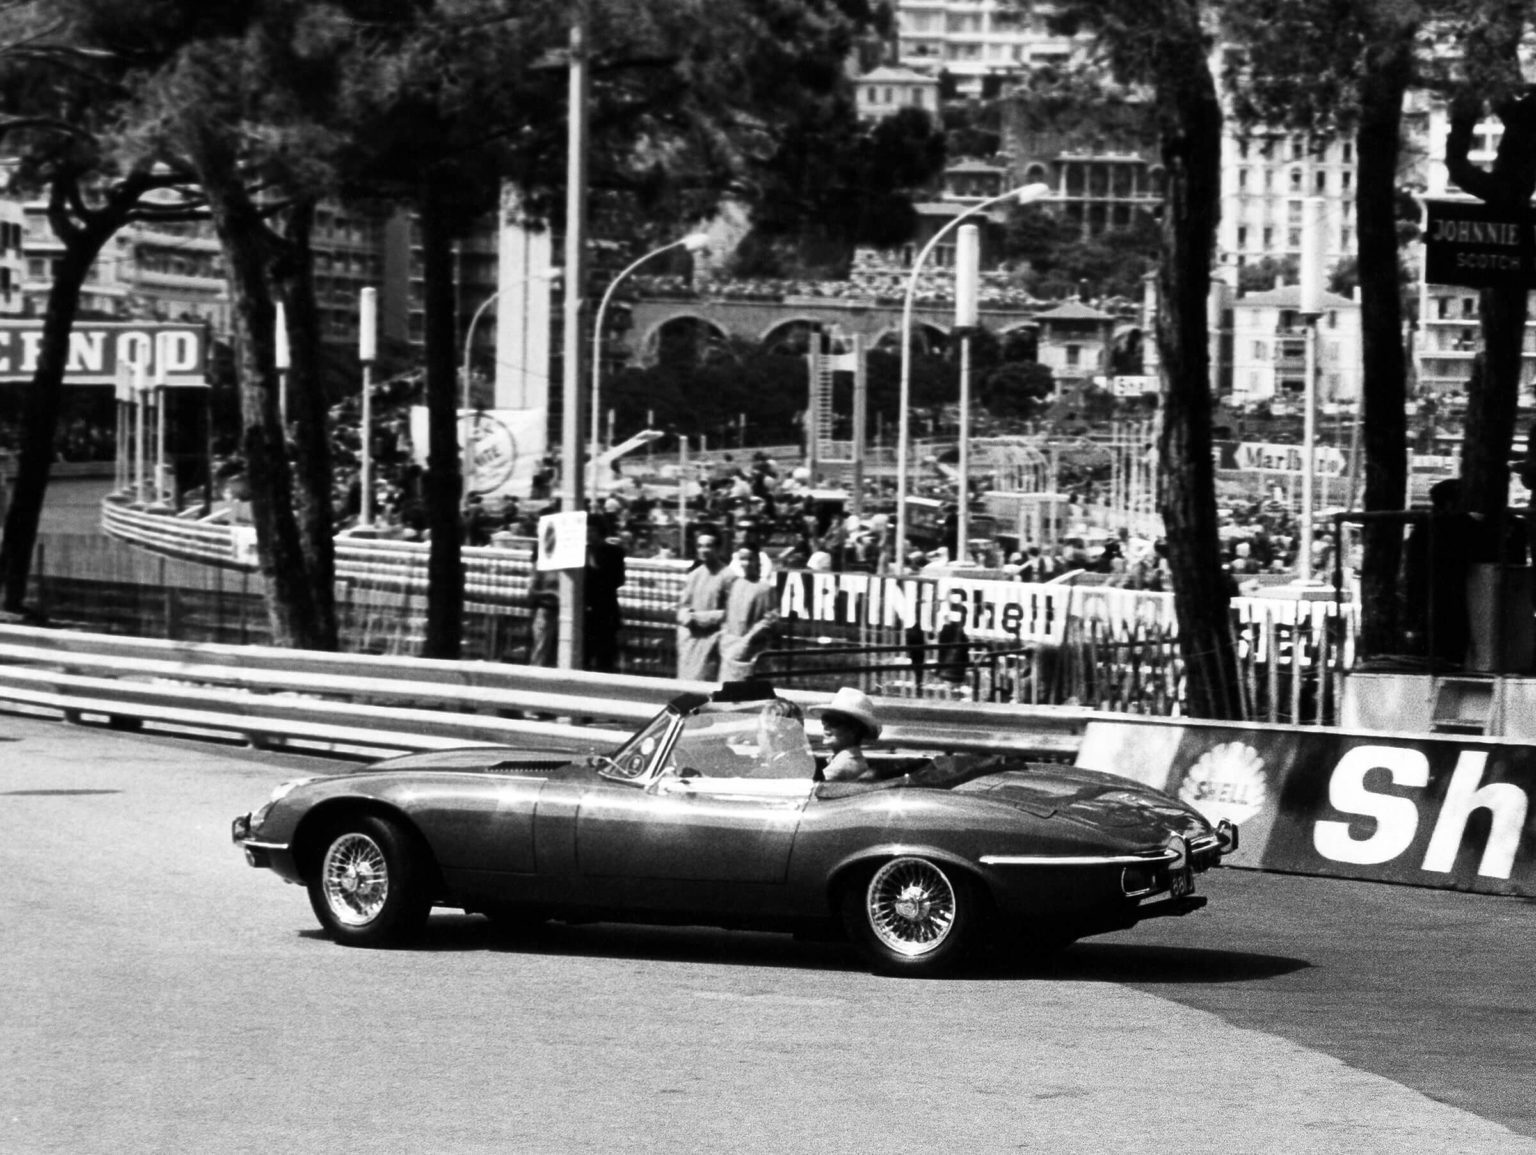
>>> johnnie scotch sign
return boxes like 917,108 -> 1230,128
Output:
1424,199 -> 1536,288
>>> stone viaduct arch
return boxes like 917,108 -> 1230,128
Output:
627,296 -> 1040,366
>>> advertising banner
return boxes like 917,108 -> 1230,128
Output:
408,406 -> 546,500
773,569 -> 1346,645
0,321 -> 207,385
1077,719 -> 1536,897
1423,199 -> 1536,288
1213,440 -> 1347,477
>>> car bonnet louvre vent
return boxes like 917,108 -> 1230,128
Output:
486,758 -> 566,774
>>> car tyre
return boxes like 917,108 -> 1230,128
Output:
307,815 -> 432,948
841,856 -> 976,977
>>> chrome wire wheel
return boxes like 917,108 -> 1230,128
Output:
864,857 -> 958,958
320,832 -> 391,927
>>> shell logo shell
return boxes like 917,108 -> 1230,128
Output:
1177,741 -> 1269,826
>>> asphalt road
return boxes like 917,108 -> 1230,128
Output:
2,710 -> 1533,1155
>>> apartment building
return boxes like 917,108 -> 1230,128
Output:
895,0 -> 1090,97
1216,131 -> 1358,282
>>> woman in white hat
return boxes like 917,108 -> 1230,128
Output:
811,687 -> 882,783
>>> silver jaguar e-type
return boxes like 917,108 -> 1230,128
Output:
233,682 -> 1236,976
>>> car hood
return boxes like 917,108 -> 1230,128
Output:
333,745 -> 579,779
842,754 -> 1211,839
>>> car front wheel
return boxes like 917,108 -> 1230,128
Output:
842,856 -> 976,977
307,815 -> 432,947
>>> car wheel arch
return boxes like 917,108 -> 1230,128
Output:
826,845 -> 991,916
294,798 -> 441,890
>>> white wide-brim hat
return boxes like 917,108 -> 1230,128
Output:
810,687 -> 882,742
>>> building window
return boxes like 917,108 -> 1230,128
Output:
1254,340 -> 1268,360
1065,345 -> 1080,367
1237,226 -> 1248,249
1315,171 -> 1327,193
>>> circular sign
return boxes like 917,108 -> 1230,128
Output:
460,412 -> 518,495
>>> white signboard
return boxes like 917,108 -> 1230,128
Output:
1234,441 -> 1347,478
537,511 -> 587,571
408,406 -> 547,499
0,321 -> 207,384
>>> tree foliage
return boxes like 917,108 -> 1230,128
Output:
742,104 -> 948,271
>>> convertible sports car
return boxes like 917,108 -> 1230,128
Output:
232,682 -> 1237,976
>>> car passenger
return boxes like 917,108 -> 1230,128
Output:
810,687 -> 882,783
755,698 -> 816,779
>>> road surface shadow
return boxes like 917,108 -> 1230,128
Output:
977,940 -> 1312,984
325,914 -> 1309,981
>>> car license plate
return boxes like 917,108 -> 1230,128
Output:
1169,868 -> 1194,898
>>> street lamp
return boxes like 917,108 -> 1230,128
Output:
459,268 -> 559,503
461,268 -> 562,412
358,287 -> 377,528
894,182 -> 1051,571
589,232 -> 708,496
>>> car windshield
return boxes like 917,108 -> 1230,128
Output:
601,711 -> 675,780
661,707 -> 816,781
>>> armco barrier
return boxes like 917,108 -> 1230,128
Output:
1076,715 -> 1536,898
0,624 -> 1090,759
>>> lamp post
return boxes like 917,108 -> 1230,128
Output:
274,303 -> 290,427
458,269 -> 559,504
894,182 -> 1051,571
153,336 -> 167,506
954,224 -> 980,566
589,232 -> 708,495
1297,196 -> 1324,584
358,287 -> 377,528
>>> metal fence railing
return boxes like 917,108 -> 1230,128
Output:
66,504 -> 1356,721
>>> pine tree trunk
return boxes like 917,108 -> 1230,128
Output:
418,178 -> 465,660
272,198 -> 338,649
1354,34 -> 1412,657
0,229 -> 96,613
1151,4 -> 1246,720
193,136 -> 332,650
1448,92 -> 1536,523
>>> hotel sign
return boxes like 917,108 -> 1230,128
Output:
0,321 -> 208,385
1424,200 -> 1536,288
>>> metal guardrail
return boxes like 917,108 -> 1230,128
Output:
0,624 -> 1091,761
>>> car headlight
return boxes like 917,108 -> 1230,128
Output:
270,777 -> 315,803
247,778 -> 315,834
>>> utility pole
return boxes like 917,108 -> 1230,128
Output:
558,7 -> 589,670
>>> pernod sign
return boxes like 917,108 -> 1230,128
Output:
1424,199 -> 1536,288
0,321 -> 207,385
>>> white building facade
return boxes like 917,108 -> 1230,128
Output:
1228,285 -> 1361,409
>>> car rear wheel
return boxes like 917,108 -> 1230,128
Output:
842,856 -> 976,977
307,815 -> 431,948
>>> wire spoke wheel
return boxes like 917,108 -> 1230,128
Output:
320,832 -> 391,927
862,857 -> 960,960
306,816 -> 432,947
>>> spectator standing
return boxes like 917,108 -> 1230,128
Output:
527,545 -> 559,668
675,532 -> 736,680
584,514 -> 627,673
719,548 -> 779,682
